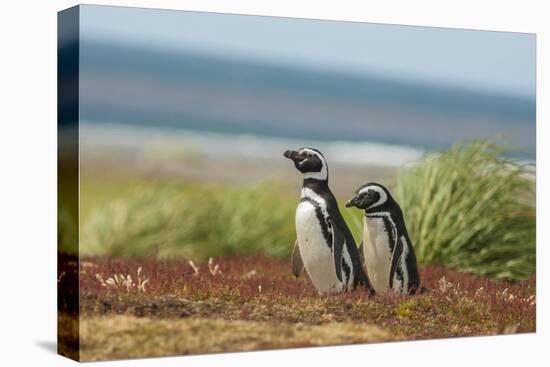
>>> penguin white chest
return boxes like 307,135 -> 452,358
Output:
295,201 -> 340,293
363,216 -> 393,293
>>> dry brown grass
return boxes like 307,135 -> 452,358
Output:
80,316 -> 396,361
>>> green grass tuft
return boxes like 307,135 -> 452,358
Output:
81,182 -> 297,260
394,140 -> 535,280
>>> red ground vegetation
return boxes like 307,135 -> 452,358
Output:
70,255 -> 535,339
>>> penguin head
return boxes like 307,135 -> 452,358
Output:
346,183 -> 393,211
283,147 -> 328,180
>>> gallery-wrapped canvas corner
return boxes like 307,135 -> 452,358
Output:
58,4 -> 536,362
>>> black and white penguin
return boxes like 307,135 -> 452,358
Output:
283,148 -> 373,294
346,182 -> 421,294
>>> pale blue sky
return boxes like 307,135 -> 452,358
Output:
80,5 -> 535,97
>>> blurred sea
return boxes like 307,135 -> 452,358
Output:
70,40 -> 535,164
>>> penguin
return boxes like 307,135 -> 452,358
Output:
283,148 -> 374,294
345,182 -> 421,294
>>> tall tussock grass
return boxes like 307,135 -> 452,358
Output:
395,140 -> 535,280
81,182 -> 296,260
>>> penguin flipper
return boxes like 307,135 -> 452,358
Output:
330,220 -> 344,283
291,239 -> 304,278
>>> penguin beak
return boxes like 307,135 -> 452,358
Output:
283,150 -> 299,162
345,197 -> 358,208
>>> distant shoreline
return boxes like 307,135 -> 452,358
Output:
79,122 -> 407,195
79,121 -> 425,167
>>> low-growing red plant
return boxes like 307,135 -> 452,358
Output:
71,255 -> 535,339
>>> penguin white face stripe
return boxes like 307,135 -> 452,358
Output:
301,148 -> 328,181
358,185 -> 388,210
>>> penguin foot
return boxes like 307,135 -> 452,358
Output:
359,284 -> 375,297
